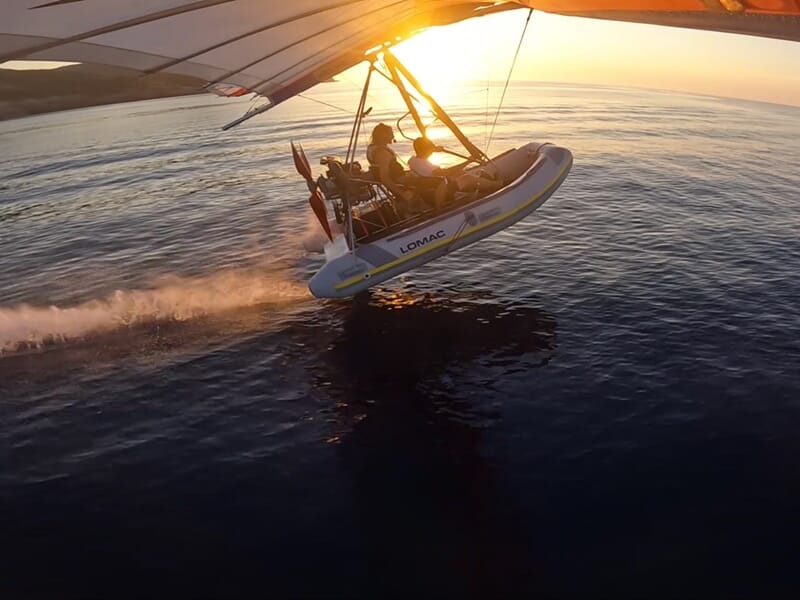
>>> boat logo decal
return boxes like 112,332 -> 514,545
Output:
399,230 -> 446,254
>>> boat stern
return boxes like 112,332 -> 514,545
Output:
308,250 -> 374,299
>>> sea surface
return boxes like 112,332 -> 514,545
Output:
1,82 -> 799,598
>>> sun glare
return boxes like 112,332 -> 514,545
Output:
392,23 -> 496,106
388,10 -> 800,108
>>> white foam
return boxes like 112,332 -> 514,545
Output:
302,208 -> 343,253
0,267 -> 310,353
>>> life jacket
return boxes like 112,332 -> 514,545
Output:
367,144 -> 404,183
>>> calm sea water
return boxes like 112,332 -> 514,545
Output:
1,82 -> 799,598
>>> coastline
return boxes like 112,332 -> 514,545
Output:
0,63 -> 205,121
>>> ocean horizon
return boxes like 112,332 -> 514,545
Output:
3,76 -> 799,126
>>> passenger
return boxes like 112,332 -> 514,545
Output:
366,124 -> 447,214
366,123 -> 416,214
409,137 -> 503,196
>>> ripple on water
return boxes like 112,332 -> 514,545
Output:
1,85 -> 800,598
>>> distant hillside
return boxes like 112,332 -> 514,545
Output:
0,63 -> 207,121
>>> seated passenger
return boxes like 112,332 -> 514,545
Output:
366,124 -> 447,214
409,137 -> 503,196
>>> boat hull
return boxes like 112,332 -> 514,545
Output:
308,143 -> 572,298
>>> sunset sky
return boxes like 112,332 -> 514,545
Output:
394,10 -> 800,108
2,8 -> 798,107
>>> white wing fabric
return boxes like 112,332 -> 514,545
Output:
0,0 -> 517,105
1,0 -> 798,108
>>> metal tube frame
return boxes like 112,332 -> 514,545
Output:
338,48 -> 490,250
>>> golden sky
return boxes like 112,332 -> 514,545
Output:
2,9 -> 798,107
395,10 -> 800,108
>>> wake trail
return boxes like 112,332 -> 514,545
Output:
0,266 -> 311,354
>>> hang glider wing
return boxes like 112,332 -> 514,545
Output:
1,1 -> 798,111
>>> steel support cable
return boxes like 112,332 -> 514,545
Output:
485,9 -> 533,156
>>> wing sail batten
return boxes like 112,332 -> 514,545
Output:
205,0 -> 410,89
143,0 -> 369,76
0,0 -> 236,64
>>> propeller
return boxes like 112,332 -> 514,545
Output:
291,140 -> 333,243
290,140 -> 315,192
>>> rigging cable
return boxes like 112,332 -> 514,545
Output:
297,94 -> 352,114
485,8 -> 533,155
483,29 -> 492,152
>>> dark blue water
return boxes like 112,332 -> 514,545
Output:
1,83 -> 800,598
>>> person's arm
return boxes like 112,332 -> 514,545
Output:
411,157 -> 441,177
439,160 -> 472,176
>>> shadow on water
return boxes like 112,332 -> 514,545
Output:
307,290 -> 558,597
2,288 -> 559,598
313,288 -> 557,426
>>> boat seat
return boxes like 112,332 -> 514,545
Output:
322,158 -> 403,236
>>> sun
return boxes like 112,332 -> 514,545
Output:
392,23 -> 488,107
